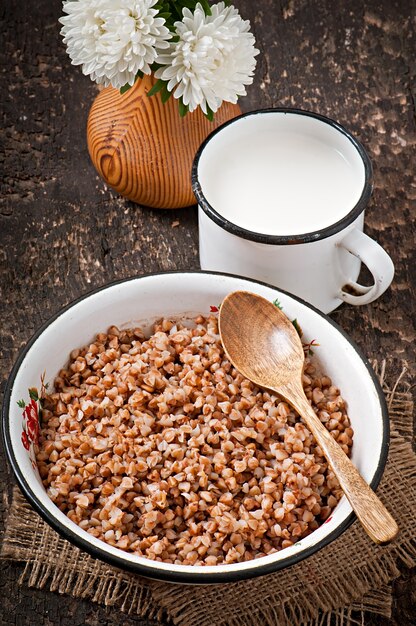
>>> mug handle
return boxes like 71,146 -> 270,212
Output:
338,228 -> 395,305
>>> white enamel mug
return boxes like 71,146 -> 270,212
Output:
192,109 -> 394,313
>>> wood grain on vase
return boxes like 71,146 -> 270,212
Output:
87,75 -> 241,209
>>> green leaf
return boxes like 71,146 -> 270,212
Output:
29,388 -> 39,401
120,71 -> 143,95
204,105 -> 215,122
17,399 -> 26,408
171,2 -> 184,19
161,84 -> 173,103
273,298 -> 283,310
179,0 -> 199,8
199,0 -> 212,16
147,79 -> 167,97
292,318 -> 303,338
178,99 -> 189,117
155,1 -> 172,12
120,83 -> 132,95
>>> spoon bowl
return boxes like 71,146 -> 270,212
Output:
219,290 -> 399,545
219,291 -> 304,388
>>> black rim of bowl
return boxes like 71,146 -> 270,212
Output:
1,270 -> 389,584
192,108 -> 373,245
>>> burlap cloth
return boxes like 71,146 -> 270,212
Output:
2,360 -> 415,626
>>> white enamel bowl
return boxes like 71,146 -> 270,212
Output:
2,272 -> 389,584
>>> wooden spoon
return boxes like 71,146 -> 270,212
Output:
219,290 -> 399,544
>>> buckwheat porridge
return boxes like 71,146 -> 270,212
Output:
36,314 -> 353,566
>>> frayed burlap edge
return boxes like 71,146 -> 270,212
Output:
370,360 -> 413,443
1,490 -> 162,620
149,428 -> 416,626
1,360 -> 415,626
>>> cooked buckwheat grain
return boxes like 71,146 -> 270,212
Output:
36,315 -> 353,565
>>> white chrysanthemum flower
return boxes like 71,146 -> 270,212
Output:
60,0 -> 171,89
155,2 -> 259,114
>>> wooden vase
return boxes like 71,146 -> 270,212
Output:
87,76 -> 242,209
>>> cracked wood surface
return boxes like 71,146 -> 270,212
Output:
1,0 -> 415,624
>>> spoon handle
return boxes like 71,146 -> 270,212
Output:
283,383 -> 399,545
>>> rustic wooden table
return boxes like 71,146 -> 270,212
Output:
1,0 -> 415,624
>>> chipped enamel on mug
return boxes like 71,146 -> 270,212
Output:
192,109 -> 395,314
